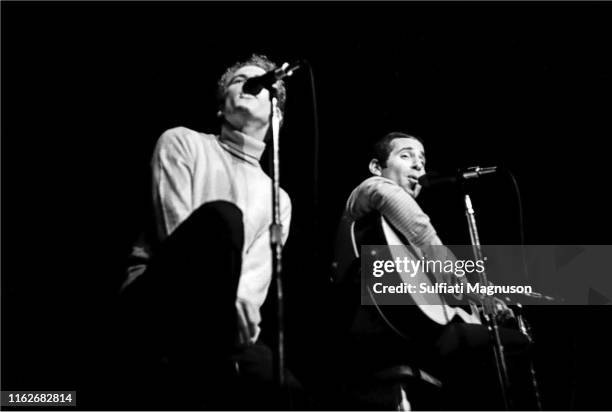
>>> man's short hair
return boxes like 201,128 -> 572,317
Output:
217,54 -> 287,115
372,131 -> 424,168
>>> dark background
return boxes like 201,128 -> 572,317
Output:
2,1 -> 612,410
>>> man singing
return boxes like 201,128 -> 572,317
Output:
333,131 -> 521,410
119,54 -> 293,409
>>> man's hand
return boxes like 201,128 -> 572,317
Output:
493,297 -> 516,324
236,298 -> 261,345
481,296 -> 515,324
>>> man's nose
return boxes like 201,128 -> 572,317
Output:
412,160 -> 424,171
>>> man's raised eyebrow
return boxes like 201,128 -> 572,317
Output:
398,146 -> 424,155
398,146 -> 426,161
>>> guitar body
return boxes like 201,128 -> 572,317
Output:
376,216 -> 481,325
332,212 -> 480,345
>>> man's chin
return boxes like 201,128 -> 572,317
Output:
226,109 -> 263,123
232,103 -> 256,114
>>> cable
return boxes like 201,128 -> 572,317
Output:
502,167 -> 530,282
305,60 -> 320,243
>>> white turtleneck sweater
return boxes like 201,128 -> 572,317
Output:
126,125 -> 292,322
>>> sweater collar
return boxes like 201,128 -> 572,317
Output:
219,124 -> 266,166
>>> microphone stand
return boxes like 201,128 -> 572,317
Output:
515,303 -> 543,410
464,194 -> 511,410
268,93 -> 286,391
262,61 -> 301,407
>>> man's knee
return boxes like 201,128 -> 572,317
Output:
188,201 -> 244,250
148,200 -> 245,295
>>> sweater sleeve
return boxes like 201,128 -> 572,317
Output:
346,176 -> 439,248
151,127 -> 196,240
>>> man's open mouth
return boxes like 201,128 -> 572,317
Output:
407,176 -> 419,189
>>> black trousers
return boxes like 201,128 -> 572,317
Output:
118,201 -> 298,410
331,297 -> 533,410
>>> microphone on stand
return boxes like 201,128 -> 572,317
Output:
243,61 -> 303,95
418,166 -> 498,188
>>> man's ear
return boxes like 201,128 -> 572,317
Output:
275,106 -> 284,127
369,158 -> 383,176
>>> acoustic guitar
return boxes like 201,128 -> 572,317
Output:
332,212 -> 481,340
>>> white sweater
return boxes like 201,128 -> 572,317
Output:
126,125 -> 292,318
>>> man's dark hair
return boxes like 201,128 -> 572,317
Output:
372,131 -> 424,167
217,54 -> 287,115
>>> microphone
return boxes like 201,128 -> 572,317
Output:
242,61 -> 303,95
418,166 -> 498,188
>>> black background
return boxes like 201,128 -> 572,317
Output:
2,1 -> 612,410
